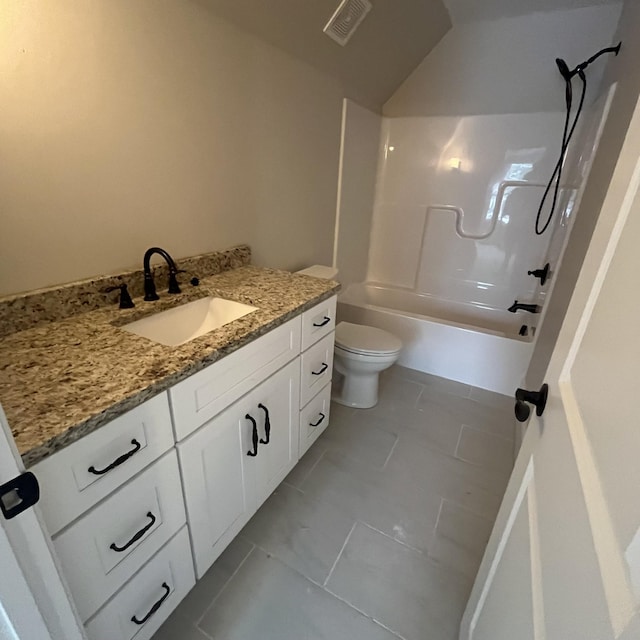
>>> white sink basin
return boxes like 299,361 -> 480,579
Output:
122,297 -> 258,346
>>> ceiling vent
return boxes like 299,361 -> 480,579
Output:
323,0 -> 372,46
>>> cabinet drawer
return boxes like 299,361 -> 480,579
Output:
53,451 -> 186,622
299,382 -> 331,457
85,526 -> 195,640
32,393 -> 174,535
170,316 -> 301,441
300,332 -> 334,407
301,296 -> 337,351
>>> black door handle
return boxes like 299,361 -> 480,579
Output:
88,439 -> 142,475
258,403 -> 271,445
312,363 -> 328,376
514,384 -> 549,422
309,413 -> 325,427
246,414 -> 259,456
0,472 -> 40,520
313,316 -> 331,327
110,512 -> 157,553
131,582 -> 171,625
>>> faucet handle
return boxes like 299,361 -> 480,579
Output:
104,283 -> 135,309
527,263 -> 550,285
176,269 -> 200,287
167,271 -> 181,295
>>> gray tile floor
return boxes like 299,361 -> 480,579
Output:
153,366 -> 515,640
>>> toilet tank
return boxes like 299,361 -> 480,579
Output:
296,265 -> 339,280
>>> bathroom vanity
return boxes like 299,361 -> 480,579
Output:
0,252 -> 338,640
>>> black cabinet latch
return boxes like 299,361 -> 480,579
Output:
0,471 -> 40,520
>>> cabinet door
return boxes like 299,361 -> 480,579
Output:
245,359 -> 300,508
177,402 -> 257,578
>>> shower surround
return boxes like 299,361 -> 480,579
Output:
338,88 -> 615,393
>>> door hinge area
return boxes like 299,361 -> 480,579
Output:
0,471 -> 40,520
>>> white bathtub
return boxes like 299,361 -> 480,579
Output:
337,283 -> 534,395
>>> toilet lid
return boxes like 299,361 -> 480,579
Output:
335,322 -> 402,356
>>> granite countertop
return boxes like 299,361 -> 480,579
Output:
0,266 -> 339,467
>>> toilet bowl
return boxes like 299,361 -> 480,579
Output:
333,322 -> 402,408
296,266 -> 403,409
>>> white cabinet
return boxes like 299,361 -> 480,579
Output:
246,359 -> 300,509
301,296 -> 336,351
33,393 -> 174,535
299,382 -> 332,457
176,396 -> 256,578
298,297 -> 336,456
178,359 -> 300,578
85,527 -> 195,640
53,451 -> 186,622
300,332 -> 335,407
33,294 -> 337,636
169,317 -> 301,441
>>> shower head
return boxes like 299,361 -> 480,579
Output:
555,42 -> 622,83
555,58 -> 573,82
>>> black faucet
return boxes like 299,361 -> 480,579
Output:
508,300 -> 540,314
143,247 -> 181,301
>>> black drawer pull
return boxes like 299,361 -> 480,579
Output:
313,316 -> 331,327
258,403 -> 271,445
88,439 -> 141,475
309,413 -> 325,428
246,414 -> 258,457
312,363 -> 328,376
110,512 -> 156,553
131,582 -> 171,625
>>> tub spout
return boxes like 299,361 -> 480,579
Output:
508,300 -> 540,314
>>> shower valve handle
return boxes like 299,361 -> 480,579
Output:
527,263 -> 550,286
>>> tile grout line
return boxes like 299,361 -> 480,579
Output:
413,384 -> 426,409
440,496 -> 496,525
358,520 -> 429,557
453,423 -> 465,458
323,520 -> 357,587
218,535 -> 407,640
192,620 -> 215,640
296,447 -> 328,489
429,498 -> 445,552
359,514 -> 474,589
281,480 -> 305,495
322,584 -> 409,640
195,542 -> 256,627
461,421 -> 516,444
246,540 -> 328,590
381,433 -> 399,469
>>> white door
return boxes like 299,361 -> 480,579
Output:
460,98 -> 640,640
0,405 -> 85,640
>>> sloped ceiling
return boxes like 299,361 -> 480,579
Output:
193,0 -> 452,110
443,0 -> 622,23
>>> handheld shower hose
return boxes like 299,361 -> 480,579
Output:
534,42 -> 622,236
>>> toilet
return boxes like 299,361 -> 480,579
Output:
296,266 -> 402,409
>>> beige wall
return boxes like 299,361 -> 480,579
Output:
385,4 -> 622,116
526,0 -> 640,385
334,100 -> 381,286
0,1 -> 344,296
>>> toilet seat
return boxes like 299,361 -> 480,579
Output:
335,322 -> 402,357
